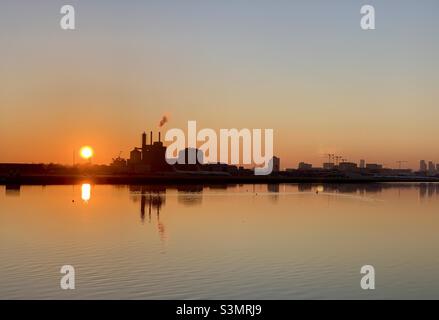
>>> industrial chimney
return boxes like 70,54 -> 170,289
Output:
142,132 -> 146,148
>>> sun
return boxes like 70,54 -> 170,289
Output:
80,146 -> 93,159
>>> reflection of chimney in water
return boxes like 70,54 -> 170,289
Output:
140,195 -> 145,222
150,131 -> 153,145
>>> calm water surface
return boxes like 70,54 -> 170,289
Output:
1,183 -> 439,299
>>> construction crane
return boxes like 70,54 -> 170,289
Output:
111,151 -> 125,166
113,151 -> 122,160
396,160 -> 408,169
324,153 -> 334,164
335,155 -> 343,165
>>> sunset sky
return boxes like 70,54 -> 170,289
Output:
1,0 -> 438,169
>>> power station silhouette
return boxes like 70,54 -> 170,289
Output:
128,132 -> 171,172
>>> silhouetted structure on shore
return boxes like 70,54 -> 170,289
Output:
2,132 -> 439,184
128,131 -> 172,172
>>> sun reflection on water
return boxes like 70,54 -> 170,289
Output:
81,183 -> 91,202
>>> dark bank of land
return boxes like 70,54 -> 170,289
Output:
1,163 -> 439,185
2,173 -> 439,186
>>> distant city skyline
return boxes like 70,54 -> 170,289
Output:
1,1 -> 438,169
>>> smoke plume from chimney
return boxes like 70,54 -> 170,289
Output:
158,115 -> 168,128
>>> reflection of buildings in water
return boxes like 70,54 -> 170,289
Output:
129,185 -> 166,196
129,185 -> 167,243
177,185 -> 203,193
294,182 -> 439,199
5,184 -> 21,196
419,183 -> 438,199
420,183 -> 427,198
129,185 -> 165,206
361,184 -> 383,194
177,185 -> 203,206
267,184 -> 280,193
298,184 -> 313,192
267,184 -> 280,202
328,184 -> 382,194
140,193 -> 166,242
428,183 -> 435,197
208,184 -> 230,190
140,193 -> 165,222
298,183 -> 385,195
339,184 -> 365,194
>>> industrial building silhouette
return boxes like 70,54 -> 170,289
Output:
126,131 -> 257,175
128,131 -> 171,172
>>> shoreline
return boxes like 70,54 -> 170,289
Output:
2,174 -> 439,185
